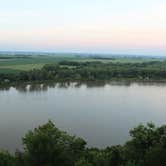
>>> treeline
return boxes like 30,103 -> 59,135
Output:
1,61 -> 166,85
1,121 -> 166,166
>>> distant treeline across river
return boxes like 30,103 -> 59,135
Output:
1,61 -> 166,86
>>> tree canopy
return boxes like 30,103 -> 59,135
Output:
1,121 -> 166,166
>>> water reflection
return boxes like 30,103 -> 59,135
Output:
2,81 -> 166,93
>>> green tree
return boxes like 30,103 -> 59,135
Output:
22,120 -> 86,166
0,151 -> 16,166
74,158 -> 92,166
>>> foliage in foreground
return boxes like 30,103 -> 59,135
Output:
1,121 -> 166,166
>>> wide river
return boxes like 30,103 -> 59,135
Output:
0,82 -> 166,152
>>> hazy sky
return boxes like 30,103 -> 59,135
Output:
0,0 -> 166,55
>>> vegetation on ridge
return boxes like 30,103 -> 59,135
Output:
0,121 -> 166,166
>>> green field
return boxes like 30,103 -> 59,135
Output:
0,56 -> 75,73
0,54 -> 164,74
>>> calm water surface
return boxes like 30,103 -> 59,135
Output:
0,82 -> 166,152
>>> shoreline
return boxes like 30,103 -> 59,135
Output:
1,79 -> 166,89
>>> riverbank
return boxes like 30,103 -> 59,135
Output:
1,60 -> 166,88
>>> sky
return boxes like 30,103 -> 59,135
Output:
0,0 -> 166,56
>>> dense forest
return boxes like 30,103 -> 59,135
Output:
1,61 -> 166,86
0,121 -> 166,166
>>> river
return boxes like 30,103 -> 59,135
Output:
0,81 -> 166,152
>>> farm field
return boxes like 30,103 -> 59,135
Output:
0,54 -> 164,73
0,55 -> 75,73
